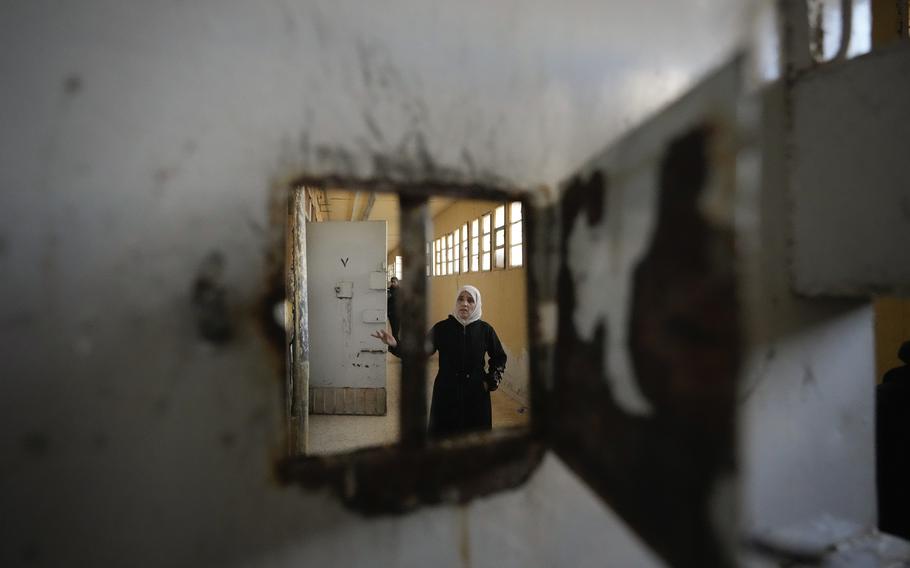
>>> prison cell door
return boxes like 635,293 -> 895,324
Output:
305,220 -> 389,415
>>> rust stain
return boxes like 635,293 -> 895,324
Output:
257,182 -> 291,363
458,505 -> 472,568
629,125 -> 739,428
191,251 -> 233,345
565,170 -> 606,226
279,432 -> 543,516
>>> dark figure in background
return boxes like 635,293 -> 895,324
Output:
372,285 -> 506,438
878,340 -> 910,540
387,276 -> 400,341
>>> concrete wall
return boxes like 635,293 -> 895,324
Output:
429,200 -> 530,403
5,0 -> 886,566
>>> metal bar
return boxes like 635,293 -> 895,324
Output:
361,192 -> 377,221
834,0 -> 854,60
398,194 -> 429,448
285,189 -> 297,455
524,195 -> 552,439
288,188 -> 310,455
779,0 -> 812,78
350,191 -> 360,221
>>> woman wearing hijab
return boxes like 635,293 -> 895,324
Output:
371,285 -> 507,438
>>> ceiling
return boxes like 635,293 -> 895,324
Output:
320,189 -> 453,254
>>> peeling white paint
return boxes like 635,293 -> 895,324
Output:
566,205 -> 654,416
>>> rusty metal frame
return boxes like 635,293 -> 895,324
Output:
275,176 -> 547,513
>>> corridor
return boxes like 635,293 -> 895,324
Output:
308,355 -> 530,454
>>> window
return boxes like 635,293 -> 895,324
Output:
435,238 -> 443,276
509,202 -> 523,267
481,213 -> 492,271
471,219 -> 480,272
493,205 -> 506,269
386,255 -> 402,280
284,185 -> 536,521
461,224 -> 469,273
429,203 -> 523,275
452,230 -> 460,274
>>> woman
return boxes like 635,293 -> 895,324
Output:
372,285 -> 506,439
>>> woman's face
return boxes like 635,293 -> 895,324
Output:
456,291 -> 475,319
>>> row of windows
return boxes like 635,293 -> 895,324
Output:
388,202 -> 524,280
428,202 -> 523,276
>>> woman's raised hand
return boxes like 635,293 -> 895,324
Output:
370,328 -> 397,348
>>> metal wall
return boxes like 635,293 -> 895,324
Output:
790,43 -> 910,296
3,0 -> 892,566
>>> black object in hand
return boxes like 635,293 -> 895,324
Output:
484,367 -> 503,392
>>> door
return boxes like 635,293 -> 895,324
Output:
550,57 -> 745,567
306,220 -> 389,415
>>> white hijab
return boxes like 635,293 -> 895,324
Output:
452,285 -> 482,326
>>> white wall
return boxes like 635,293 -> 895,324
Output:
790,43 -> 910,297
737,83 -> 876,537
3,1 -> 856,566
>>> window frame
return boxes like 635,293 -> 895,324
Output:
429,202 -> 526,276
480,212 -> 492,271
493,204 -> 506,269
471,218 -> 480,273
280,182 -> 541,518
508,201 -> 523,268
461,223 -> 469,273
451,230 -> 460,274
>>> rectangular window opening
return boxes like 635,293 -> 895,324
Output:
282,184 -> 538,515
284,187 -> 535,471
509,201 -> 524,268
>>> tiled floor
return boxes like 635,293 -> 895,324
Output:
307,355 -> 529,455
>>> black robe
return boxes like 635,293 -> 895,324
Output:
387,286 -> 400,340
392,315 -> 507,438
878,363 -> 910,539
